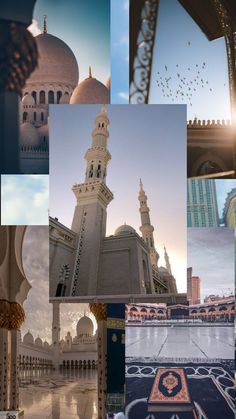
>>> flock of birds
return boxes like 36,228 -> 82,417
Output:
155,42 -> 224,107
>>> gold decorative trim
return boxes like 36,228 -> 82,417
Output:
107,318 -> 125,330
0,300 -> 25,330
89,303 -> 107,321
0,22 -> 38,93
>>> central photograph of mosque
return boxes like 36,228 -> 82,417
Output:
49,104 -> 187,302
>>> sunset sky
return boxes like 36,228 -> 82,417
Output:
49,104 -> 187,293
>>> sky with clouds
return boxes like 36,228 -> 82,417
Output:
50,104 -> 187,292
111,0 -> 129,103
187,228 -> 234,302
1,175 -> 49,225
21,226 -> 96,343
28,0 -> 110,84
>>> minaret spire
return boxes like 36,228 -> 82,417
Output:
89,66 -> 92,78
43,15 -> 47,34
164,244 -> 172,275
138,181 -> 159,267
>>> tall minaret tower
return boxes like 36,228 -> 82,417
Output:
164,245 -> 172,275
138,180 -> 159,267
70,106 -> 113,296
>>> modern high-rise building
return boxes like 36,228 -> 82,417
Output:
187,179 -> 219,227
187,267 -> 201,305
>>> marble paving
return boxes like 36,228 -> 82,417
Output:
19,369 -> 97,419
126,325 -> 234,359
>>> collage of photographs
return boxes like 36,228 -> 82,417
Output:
0,0 -> 235,418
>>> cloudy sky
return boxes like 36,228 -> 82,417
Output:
1,175 -> 49,225
21,226 -> 96,343
111,0 -> 129,103
50,104 -> 187,292
188,228 -> 234,301
29,0 -> 109,84
149,0 -> 231,121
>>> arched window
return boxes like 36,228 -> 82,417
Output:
41,112 -> 44,122
48,90 -> 54,104
33,112 -> 36,121
23,112 -> 28,122
57,91 -> 62,103
39,91 -> 45,104
32,91 -> 36,102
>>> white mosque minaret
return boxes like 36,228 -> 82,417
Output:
20,16 -> 110,174
49,106 -> 181,301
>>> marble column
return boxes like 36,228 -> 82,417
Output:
0,226 -> 31,415
90,303 -> 107,419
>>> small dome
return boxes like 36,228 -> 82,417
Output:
76,315 -> 94,337
35,336 -> 43,347
27,33 -> 79,88
22,94 -> 35,106
23,331 -> 34,345
70,77 -> 109,104
44,340 -> 50,348
114,224 -> 136,236
59,93 -> 70,104
38,123 -> 49,147
20,122 -> 40,147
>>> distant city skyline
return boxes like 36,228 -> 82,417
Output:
188,228 -> 234,302
149,0 -> 231,121
31,0 -> 110,84
50,104 -> 187,292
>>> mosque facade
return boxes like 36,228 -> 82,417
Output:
20,17 -> 110,174
19,309 -> 97,370
49,106 -> 183,302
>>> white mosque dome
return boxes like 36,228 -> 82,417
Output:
23,331 -> 34,345
22,94 -> 35,106
35,336 -> 43,347
59,92 -> 70,104
76,315 -> 94,337
28,33 -> 79,88
114,224 -> 136,236
20,122 -> 40,147
70,76 -> 109,104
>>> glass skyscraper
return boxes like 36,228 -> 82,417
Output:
187,179 -> 219,227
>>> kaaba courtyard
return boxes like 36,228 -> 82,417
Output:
125,322 -> 235,418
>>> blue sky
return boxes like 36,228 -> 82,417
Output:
111,0 -> 129,103
1,175 -> 49,225
216,180 -> 236,220
188,228 -> 234,301
149,0 -> 231,121
49,104 -> 187,292
31,0 -> 110,84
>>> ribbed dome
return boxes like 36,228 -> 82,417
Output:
22,94 -> 35,106
44,340 -> 50,348
76,315 -> 94,337
114,224 -> 136,236
20,122 -> 40,147
35,336 -> 43,347
23,331 -> 34,345
70,77 -> 109,104
27,33 -> 79,88
59,93 -> 70,104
